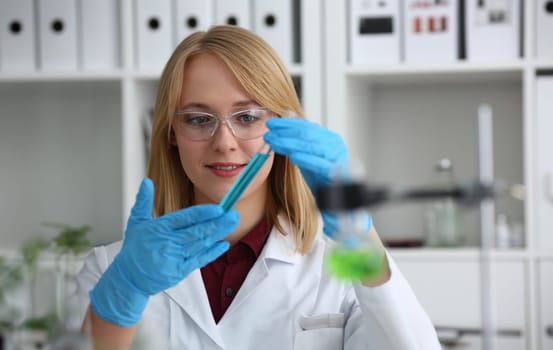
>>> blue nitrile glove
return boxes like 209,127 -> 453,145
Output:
264,117 -> 358,238
89,178 -> 239,327
265,118 -> 349,191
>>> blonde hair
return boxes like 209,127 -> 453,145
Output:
147,25 -> 319,254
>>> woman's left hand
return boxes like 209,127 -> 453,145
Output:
264,117 -> 350,238
265,117 -> 349,189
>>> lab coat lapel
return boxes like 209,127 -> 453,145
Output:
163,270 -> 224,348
222,220 -> 301,320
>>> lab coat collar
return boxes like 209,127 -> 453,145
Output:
221,217 -> 304,321
164,270 -> 225,348
162,214 -> 313,347
260,216 -> 303,265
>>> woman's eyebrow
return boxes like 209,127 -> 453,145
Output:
179,100 -> 259,111
232,100 -> 258,108
179,102 -> 210,110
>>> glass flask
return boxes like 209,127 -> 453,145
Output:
424,158 -> 464,247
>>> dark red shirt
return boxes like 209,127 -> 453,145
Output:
201,218 -> 270,323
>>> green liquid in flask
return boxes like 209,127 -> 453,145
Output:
326,246 -> 385,281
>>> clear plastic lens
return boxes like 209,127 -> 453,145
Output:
174,108 -> 273,141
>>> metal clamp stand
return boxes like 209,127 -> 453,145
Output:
477,104 -> 496,350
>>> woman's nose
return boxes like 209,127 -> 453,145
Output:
210,120 -> 238,151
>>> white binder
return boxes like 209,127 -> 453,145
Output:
536,0 -> 553,60
37,0 -> 78,71
80,0 -> 120,70
536,75 -> 553,252
0,0 -> 36,72
349,0 -> 401,66
174,0 -> 213,44
214,0 -> 251,29
135,0 -> 173,72
403,0 -> 458,64
465,0 -> 520,62
253,0 -> 294,66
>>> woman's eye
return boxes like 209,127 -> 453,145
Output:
186,115 -> 214,125
235,112 -> 259,123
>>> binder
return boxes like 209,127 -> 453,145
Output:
536,0 -> 553,60
174,0 -> 213,44
80,0 -> 120,70
536,75 -> 553,252
465,0 -> 520,62
253,0 -> 293,66
349,0 -> 401,65
135,0 -> 173,71
37,0 -> 78,71
0,0 -> 36,72
214,0 -> 251,29
403,0 -> 458,64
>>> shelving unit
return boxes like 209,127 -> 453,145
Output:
0,0 -> 323,250
323,0 -> 552,349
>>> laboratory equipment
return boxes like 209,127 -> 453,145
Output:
317,104 -> 501,350
309,162 -> 385,281
424,158 -> 464,247
494,213 -> 511,248
319,181 -> 386,281
220,142 -> 272,212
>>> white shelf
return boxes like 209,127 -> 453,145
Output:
345,61 -> 525,84
534,61 -> 553,70
287,63 -> 304,76
125,63 -> 305,81
0,71 -> 124,83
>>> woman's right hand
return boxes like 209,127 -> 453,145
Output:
89,178 -> 239,327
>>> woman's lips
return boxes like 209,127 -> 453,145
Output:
207,163 -> 246,177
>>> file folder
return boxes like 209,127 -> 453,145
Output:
174,0 -> 213,44
465,0 -> 520,62
536,74 -> 553,251
0,0 -> 36,72
80,0 -> 120,70
253,0 -> 293,66
536,0 -> 553,60
403,0 -> 458,64
349,0 -> 401,65
37,0 -> 78,71
135,0 -> 173,71
214,0 -> 251,29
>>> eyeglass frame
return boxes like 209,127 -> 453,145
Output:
172,107 -> 277,141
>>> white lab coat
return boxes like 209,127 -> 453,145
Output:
75,215 -> 441,349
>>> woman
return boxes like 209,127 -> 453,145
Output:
76,25 -> 440,349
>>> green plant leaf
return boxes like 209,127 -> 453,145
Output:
43,223 -> 92,255
21,238 -> 50,272
22,312 -> 59,331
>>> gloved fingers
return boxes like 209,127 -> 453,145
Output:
169,210 -> 239,244
265,118 -> 347,155
288,153 -> 337,181
180,239 -> 207,259
321,211 -> 340,239
159,204 -> 235,230
177,221 -> 236,256
266,116 -> 320,131
129,178 -> 155,223
266,121 -> 342,146
265,134 -> 346,162
321,211 -> 374,240
181,241 -> 231,274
